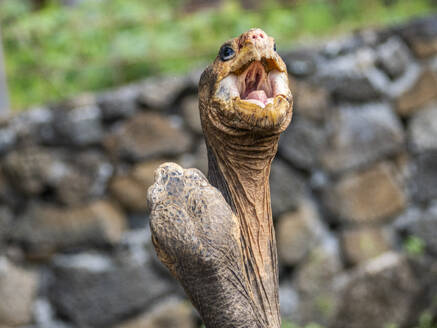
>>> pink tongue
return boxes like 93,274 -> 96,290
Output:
246,90 -> 267,104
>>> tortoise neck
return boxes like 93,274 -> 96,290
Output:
206,132 -> 281,328
206,133 -> 278,232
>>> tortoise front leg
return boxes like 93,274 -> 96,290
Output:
148,162 -> 265,328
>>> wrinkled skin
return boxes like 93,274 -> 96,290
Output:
148,28 -> 293,328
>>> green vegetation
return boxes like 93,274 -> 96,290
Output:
404,235 -> 426,256
384,323 -> 399,328
202,321 -> 325,328
282,321 -> 324,328
415,311 -> 437,328
384,311 -> 437,328
1,0 -> 436,109
315,295 -> 335,317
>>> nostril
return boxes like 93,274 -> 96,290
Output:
252,35 -> 257,39
259,34 -> 264,38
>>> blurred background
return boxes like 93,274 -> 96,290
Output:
0,1 -> 437,328
1,0 -> 437,110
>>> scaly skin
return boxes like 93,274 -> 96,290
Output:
148,28 -> 293,328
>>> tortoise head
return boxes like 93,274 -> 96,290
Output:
199,28 -> 293,134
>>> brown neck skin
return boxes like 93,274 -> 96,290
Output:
206,129 -> 281,328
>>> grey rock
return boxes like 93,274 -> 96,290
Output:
395,205 -> 437,255
52,105 -> 104,146
52,253 -> 114,273
2,145 -> 55,195
186,68 -> 203,90
316,48 -> 383,101
98,84 -> 140,120
117,229 -> 151,267
310,170 -> 329,190
357,29 -> 381,48
193,140 -> 208,174
279,115 -> 326,169
411,151 -> 437,202
33,298 -> 74,328
333,75 -> 381,102
75,151 -> 113,197
49,265 -> 173,327
322,34 -> 369,58
331,252 -> 420,328
292,80 -> 330,122
178,140 -> 208,175
138,75 -> 188,110
406,255 -> 437,324
115,297 -> 196,328
126,212 -> 149,230
279,282 -> 299,321
322,103 -> 404,173
12,200 -> 126,258
293,236 -> 343,326
104,112 -> 191,161
0,123 -> 16,155
129,159 -> 167,194
0,170 -> 19,208
395,69 -> 437,116
295,235 -> 343,293
10,106 -> 54,143
0,206 -> 13,245
322,37 -> 353,58
432,55 -> 437,74
109,173 -> 149,213
2,146 -> 111,204
376,36 -> 411,79
341,227 -> 392,266
373,61 -> 422,99
408,102 -> 437,152
34,298 -> 55,326
283,49 -> 319,77
277,199 -> 327,266
397,15 -> 437,58
53,150 -> 113,205
324,162 -> 406,224
57,93 -> 97,109
270,159 -> 307,217
0,257 -> 38,326
180,95 -> 202,134
399,15 -> 437,40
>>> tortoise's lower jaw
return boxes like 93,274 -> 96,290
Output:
214,60 -> 292,130
233,94 -> 291,127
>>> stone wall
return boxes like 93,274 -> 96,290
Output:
1,15 -> 437,328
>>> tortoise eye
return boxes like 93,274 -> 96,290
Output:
274,42 -> 277,51
219,45 -> 235,61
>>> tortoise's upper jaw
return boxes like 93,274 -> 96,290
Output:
211,29 -> 292,129
216,58 -> 289,108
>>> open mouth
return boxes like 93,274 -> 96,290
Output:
216,59 -> 289,109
